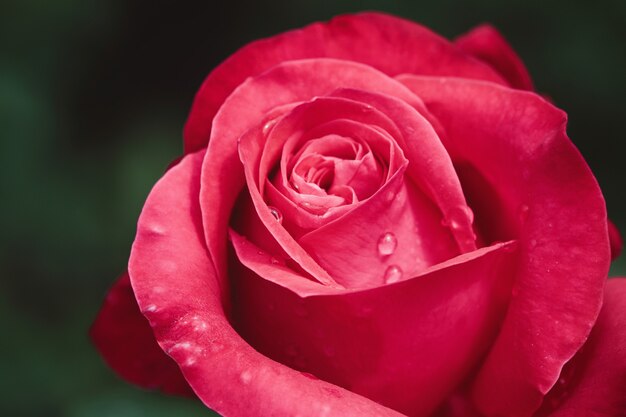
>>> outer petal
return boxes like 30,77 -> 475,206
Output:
231,229 -> 518,416
455,24 -> 533,91
90,272 -> 193,396
184,12 -> 507,153
128,151 -> 403,417
536,278 -> 626,416
399,76 -> 610,417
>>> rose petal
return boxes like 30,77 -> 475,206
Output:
230,229 -> 518,416
199,58 -> 445,291
455,24 -> 533,91
400,76 -> 610,417
238,92 -> 472,287
184,12 -> 508,153
129,151 -> 403,417
90,272 -> 193,396
535,278 -> 626,417
609,219 -> 623,260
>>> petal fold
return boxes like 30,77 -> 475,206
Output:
128,151 -> 403,417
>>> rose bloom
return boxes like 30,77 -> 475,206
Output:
91,12 -> 626,417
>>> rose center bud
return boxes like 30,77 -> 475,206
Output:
234,93 -> 475,289
282,132 -> 386,216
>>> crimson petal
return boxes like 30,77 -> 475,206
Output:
400,76 -> 610,417
231,227 -> 517,416
128,151 -> 403,417
536,278 -> 626,416
90,272 -> 193,396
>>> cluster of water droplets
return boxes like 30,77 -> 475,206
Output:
376,231 -> 403,284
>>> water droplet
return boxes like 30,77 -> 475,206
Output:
442,205 -> 474,230
268,206 -> 282,223
384,265 -> 403,284
270,257 -> 281,265
262,119 -> 277,136
530,239 -> 538,248
377,232 -> 398,257
144,304 -> 158,313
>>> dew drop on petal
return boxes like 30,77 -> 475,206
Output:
442,205 -> 475,230
384,265 -> 403,284
268,206 -> 283,223
377,232 -> 397,257
262,119 -> 277,136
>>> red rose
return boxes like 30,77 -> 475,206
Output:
91,12 -> 626,417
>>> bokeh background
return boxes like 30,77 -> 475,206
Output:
1,0 -> 624,416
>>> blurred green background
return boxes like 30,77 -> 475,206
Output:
1,0 -> 624,416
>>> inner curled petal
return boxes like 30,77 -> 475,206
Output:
287,133 -> 386,207
260,99 -> 407,233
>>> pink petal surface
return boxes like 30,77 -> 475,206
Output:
238,93 -> 467,287
199,58 -> 451,292
231,227 -> 518,416
184,12 -> 508,153
535,278 -> 626,417
90,272 -> 193,396
400,76 -> 610,417
455,24 -> 533,91
128,151 -> 403,417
